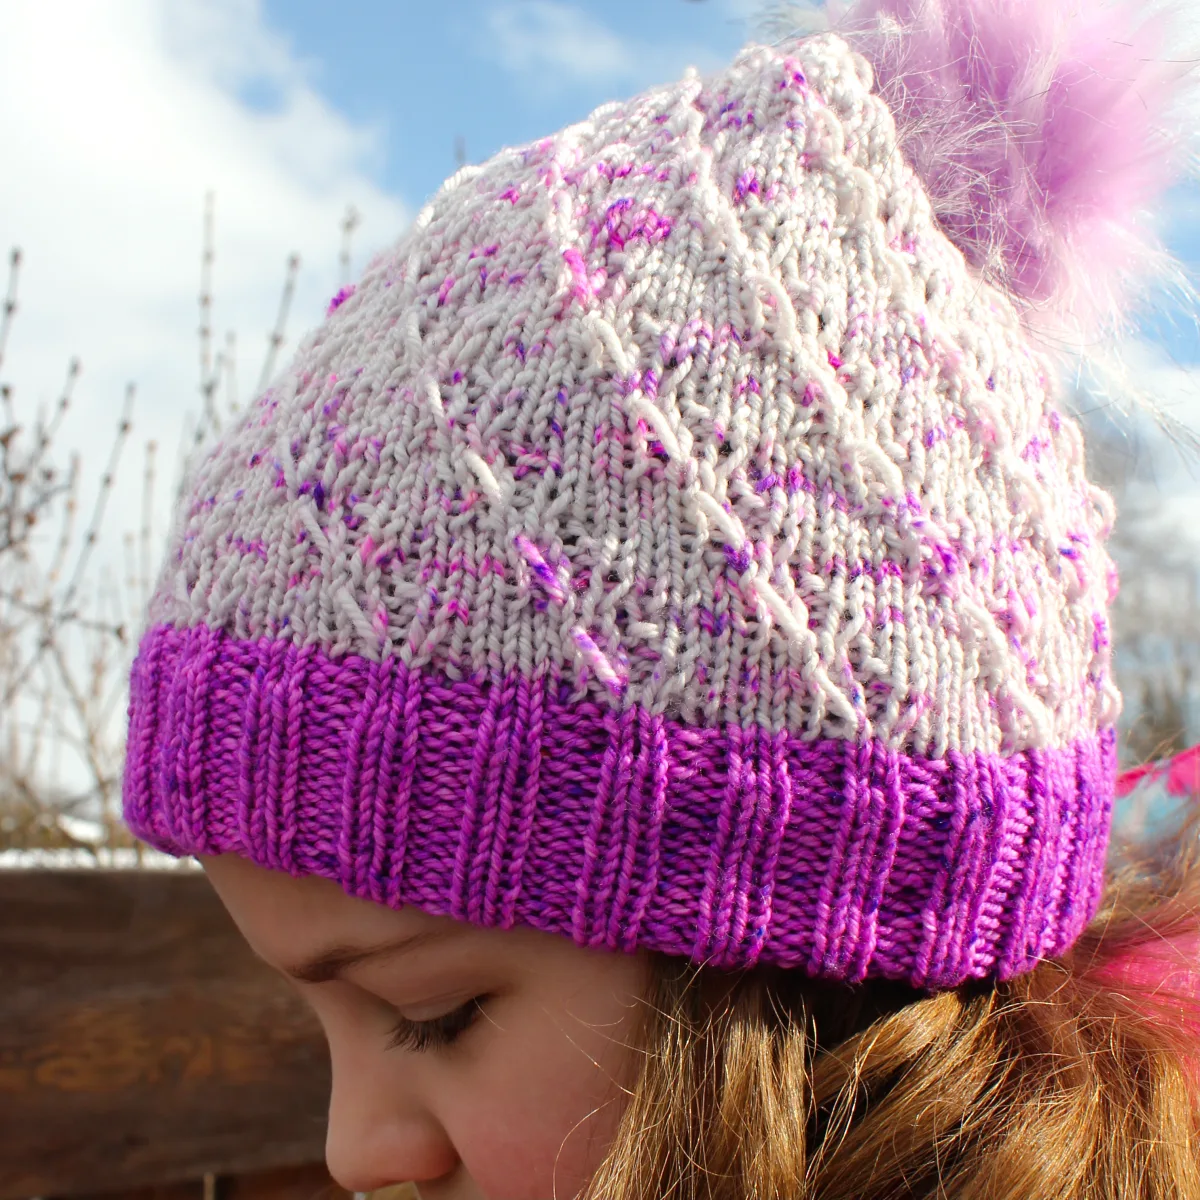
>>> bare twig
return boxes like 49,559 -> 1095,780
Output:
46,453 -> 80,585
340,205 -> 361,287
0,386 -> 132,712
0,248 -> 21,382
256,252 -> 300,397
224,330 -> 238,414
139,439 -> 156,618
59,383 -> 133,618
199,192 -> 218,434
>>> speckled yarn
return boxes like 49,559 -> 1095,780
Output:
124,33 -> 1120,990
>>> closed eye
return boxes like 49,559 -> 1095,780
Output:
387,996 -> 487,1053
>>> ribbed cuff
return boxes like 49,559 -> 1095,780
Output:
124,623 -> 1116,989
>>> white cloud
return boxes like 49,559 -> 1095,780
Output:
479,1 -> 729,96
725,0 -> 797,30
0,0 -> 409,576
1114,337 -> 1200,443
486,2 -> 633,83
1088,337 -> 1200,553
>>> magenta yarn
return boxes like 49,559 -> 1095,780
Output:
125,624 -> 1116,989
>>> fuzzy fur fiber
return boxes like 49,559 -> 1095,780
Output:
813,0 -> 1200,339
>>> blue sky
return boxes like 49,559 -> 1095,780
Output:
258,0 -> 755,209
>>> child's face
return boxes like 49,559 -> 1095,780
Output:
202,854 -> 649,1200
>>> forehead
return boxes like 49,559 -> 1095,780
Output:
199,852 -> 445,966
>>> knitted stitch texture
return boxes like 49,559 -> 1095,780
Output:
124,32 -> 1119,989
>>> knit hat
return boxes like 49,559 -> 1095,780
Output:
123,2 -> 1197,989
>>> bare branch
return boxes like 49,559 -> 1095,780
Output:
256,252 -> 300,397
0,247 -> 21,383
199,192 -> 217,433
340,204 -> 361,287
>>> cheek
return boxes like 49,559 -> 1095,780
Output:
438,1003 -> 637,1200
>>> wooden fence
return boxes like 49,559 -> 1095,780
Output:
0,869 -> 348,1200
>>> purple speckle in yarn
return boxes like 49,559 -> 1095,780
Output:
780,59 -> 807,91
326,285 -> 355,316
724,543 -> 753,574
734,171 -> 760,203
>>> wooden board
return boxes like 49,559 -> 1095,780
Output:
55,1163 -> 352,1200
0,870 -> 334,1199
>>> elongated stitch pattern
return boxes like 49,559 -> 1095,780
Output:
125,32 -> 1123,988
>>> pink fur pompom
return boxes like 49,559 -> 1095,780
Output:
822,0 -> 1200,339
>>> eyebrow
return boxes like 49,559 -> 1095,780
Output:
283,927 -> 461,984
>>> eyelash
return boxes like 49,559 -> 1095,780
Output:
387,996 -> 486,1053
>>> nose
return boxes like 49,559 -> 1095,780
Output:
324,1049 -> 458,1193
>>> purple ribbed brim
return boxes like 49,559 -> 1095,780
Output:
123,624 -> 1117,989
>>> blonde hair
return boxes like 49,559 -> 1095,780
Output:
582,806 -> 1200,1199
